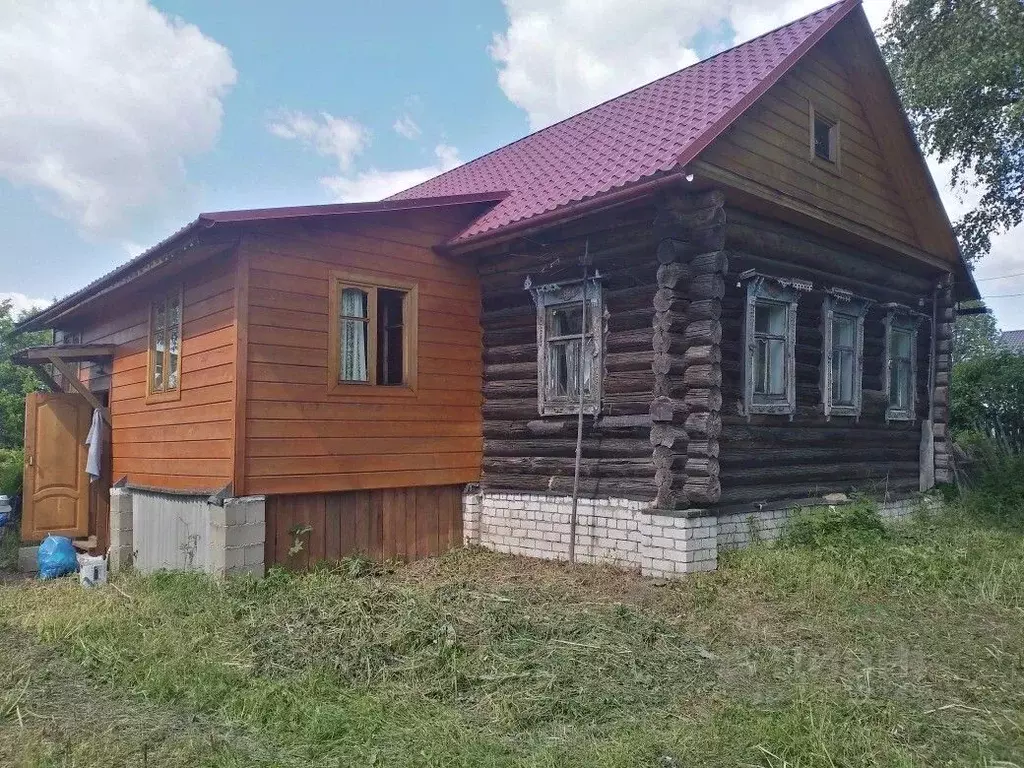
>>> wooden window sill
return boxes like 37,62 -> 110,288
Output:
327,382 -> 418,398
145,388 -> 181,404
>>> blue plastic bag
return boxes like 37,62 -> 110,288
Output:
38,535 -> 78,580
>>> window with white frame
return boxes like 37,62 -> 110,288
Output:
528,279 -> 603,416
741,274 -> 810,416
821,293 -> 871,419
884,307 -> 920,422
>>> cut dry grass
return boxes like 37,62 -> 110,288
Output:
0,504 -> 1021,767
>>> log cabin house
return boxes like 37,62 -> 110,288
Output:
14,0 -> 978,578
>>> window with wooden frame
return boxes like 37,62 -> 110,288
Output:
741,273 -> 811,417
328,271 -> 418,392
884,306 -> 920,422
146,287 -> 183,402
821,292 -> 871,420
809,104 -> 840,170
528,279 -> 603,416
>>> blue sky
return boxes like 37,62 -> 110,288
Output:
2,0 -> 1022,327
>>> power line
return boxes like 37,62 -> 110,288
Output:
980,292 -> 1024,299
976,271 -> 1024,282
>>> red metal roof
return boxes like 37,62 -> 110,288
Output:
199,191 -> 508,223
389,0 -> 859,246
15,192 -> 505,332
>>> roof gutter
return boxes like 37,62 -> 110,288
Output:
14,217 -> 218,333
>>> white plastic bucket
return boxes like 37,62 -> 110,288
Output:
78,554 -> 108,588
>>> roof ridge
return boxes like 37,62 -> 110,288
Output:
388,0 -> 856,201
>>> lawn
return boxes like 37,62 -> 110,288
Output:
0,503 -> 1021,767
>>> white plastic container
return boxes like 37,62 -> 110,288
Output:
78,554 -> 108,588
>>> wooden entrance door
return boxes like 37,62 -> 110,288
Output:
21,392 -> 92,541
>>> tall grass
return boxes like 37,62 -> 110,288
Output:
1,505 -> 1023,767
953,434 -> 1024,529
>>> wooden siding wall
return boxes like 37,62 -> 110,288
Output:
75,253 -> 238,490
717,209 -> 937,507
479,205 -> 660,501
700,38 -> 921,251
264,485 -> 463,570
239,209 -> 483,496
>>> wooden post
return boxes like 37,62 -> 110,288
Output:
569,243 -> 591,563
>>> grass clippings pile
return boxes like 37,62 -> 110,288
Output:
0,501 -> 1021,767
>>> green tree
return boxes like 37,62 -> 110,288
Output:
951,350 -> 1024,448
953,306 -> 1000,362
0,301 -> 50,450
882,0 -> 1024,260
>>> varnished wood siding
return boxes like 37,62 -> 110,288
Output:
718,209 -> 934,507
479,205 -> 659,501
264,485 -> 463,570
700,39 -> 921,250
239,209 -> 483,496
77,253 -> 238,491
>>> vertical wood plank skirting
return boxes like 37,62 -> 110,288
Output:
264,484 -> 463,570
651,191 -> 727,509
231,246 -> 250,496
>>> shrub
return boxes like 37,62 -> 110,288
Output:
782,499 -> 886,549
0,448 -> 22,498
950,350 -> 1024,451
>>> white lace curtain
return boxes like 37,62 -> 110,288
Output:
340,287 -> 368,382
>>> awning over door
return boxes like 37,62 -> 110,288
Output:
12,344 -> 116,422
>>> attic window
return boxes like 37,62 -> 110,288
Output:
810,107 -> 839,167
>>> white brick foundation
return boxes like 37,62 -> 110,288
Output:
718,495 -> 930,551
464,490 -> 932,579
463,491 -> 716,577
111,487 -> 265,578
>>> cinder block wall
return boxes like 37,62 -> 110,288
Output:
110,488 -> 266,578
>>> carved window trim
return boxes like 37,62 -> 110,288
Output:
528,277 -> 604,416
884,304 -> 922,423
740,272 -> 811,418
821,291 -> 872,420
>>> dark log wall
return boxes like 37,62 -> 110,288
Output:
718,208 -> 942,508
651,191 -> 728,508
478,204 -> 661,501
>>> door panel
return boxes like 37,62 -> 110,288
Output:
21,392 -> 92,541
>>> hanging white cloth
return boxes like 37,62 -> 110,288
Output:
85,408 -> 103,480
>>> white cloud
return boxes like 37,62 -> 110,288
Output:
491,0 -> 892,131
0,1 -> 236,234
393,114 -> 422,140
269,107 -> 459,202
268,111 -> 368,170
1,292 -> 51,318
322,144 -> 461,202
